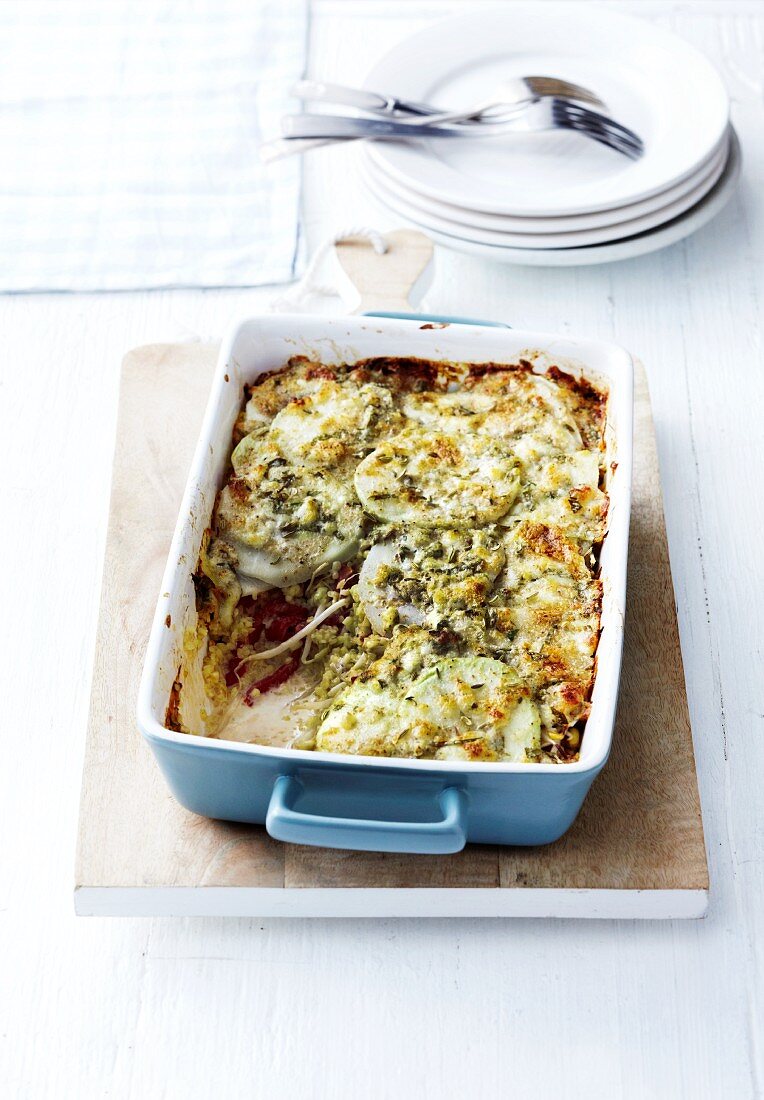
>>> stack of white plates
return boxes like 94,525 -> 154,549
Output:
360,5 -> 739,266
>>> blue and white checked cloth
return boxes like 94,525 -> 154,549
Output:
0,0 -> 307,291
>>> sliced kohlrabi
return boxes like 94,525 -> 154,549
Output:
230,531 -> 359,588
357,542 -> 426,634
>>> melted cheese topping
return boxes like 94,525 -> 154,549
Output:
179,355 -> 608,764
506,450 -> 607,548
217,434 -> 361,586
355,428 -> 522,526
404,382 -> 583,458
269,380 -> 401,469
495,522 -> 601,730
358,529 -> 505,634
315,636 -> 540,762
401,390 -> 498,432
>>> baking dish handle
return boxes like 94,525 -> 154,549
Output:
362,310 -> 510,328
266,775 -> 468,854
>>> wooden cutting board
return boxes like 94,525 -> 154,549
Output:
75,237 -> 708,919
75,342 -> 708,918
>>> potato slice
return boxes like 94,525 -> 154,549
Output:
218,434 -> 361,587
269,381 -> 401,469
355,429 -> 521,526
357,529 -> 505,635
316,649 -> 540,763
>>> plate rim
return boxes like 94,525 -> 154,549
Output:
364,3 -> 730,216
361,127 -> 741,267
363,132 -> 729,234
361,135 -> 730,249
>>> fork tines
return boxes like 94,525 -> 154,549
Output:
552,100 -> 644,159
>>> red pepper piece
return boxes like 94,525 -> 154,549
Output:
243,656 -> 299,704
238,595 -> 260,617
264,608 -> 308,643
227,594 -> 310,693
240,593 -> 306,644
337,563 -> 356,585
322,607 -> 348,630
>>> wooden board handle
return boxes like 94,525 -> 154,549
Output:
335,229 -> 434,314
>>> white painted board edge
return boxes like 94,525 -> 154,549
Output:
74,887 -> 709,920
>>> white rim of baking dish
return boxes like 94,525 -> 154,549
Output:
137,314 -> 633,776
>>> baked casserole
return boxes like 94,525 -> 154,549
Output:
168,354 -> 608,764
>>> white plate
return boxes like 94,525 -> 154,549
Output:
364,3 -> 729,217
364,133 -> 729,234
363,127 -> 741,267
362,134 -> 729,249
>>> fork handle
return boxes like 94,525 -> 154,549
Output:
292,80 -> 437,117
282,114 -> 495,140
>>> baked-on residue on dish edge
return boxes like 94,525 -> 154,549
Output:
168,355 -> 608,764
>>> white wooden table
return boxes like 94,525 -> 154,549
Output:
2,2 -> 762,1096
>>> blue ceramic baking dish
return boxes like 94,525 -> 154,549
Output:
137,313 -> 633,853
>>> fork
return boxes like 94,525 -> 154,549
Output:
276,99 -> 644,159
263,75 -> 622,164
292,75 -> 607,119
